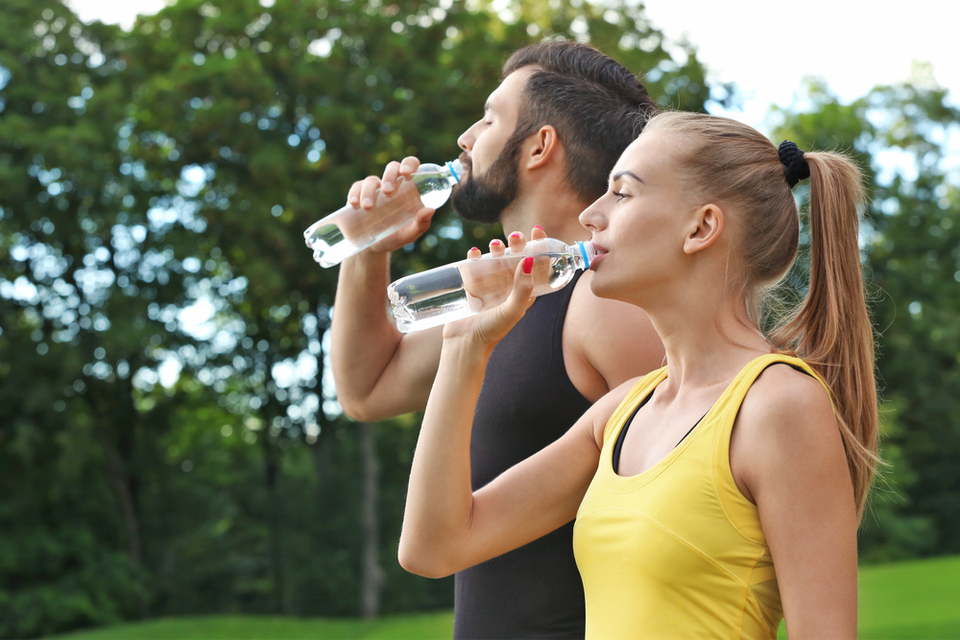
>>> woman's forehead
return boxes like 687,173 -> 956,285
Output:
615,130 -> 677,176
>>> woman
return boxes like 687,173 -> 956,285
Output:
399,112 -> 878,639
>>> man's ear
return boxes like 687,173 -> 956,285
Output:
683,204 -> 725,254
524,125 -> 560,170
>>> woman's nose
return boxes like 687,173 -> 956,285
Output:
579,196 -> 607,231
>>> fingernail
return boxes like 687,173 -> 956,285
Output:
362,198 -> 372,208
533,225 -> 543,231
509,232 -> 521,240
491,239 -> 502,246
523,256 -> 534,275
383,181 -> 393,191
470,247 -> 479,252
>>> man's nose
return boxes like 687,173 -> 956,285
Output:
457,121 -> 479,151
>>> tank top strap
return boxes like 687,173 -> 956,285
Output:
548,268 -> 586,381
708,353 -> 831,432
707,353 -> 834,542
600,367 -> 667,447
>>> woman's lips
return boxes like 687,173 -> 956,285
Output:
588,242 -> 608,269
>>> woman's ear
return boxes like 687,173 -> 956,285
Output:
683,204 -> 725,255
524,125 -> 559,170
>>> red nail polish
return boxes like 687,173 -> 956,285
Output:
491,239 -> 502,246
470,247 -> 479,252
509,232 -> 521,239
533,225 -> 543,231
522,256 -> 534,275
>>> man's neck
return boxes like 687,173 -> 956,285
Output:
500,196 -> 591,244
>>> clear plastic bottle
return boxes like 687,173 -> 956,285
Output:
304,159 -> 462,268
387,238 -> 597,333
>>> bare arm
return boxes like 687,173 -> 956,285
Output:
732,365 -> 859,639
398,257 -> 632,578
330,157 -> 443,421
331,249 -> 443,420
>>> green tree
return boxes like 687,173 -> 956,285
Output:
118,0 -> 719,619
1,0 -> 719,634
0,0 -> 207,634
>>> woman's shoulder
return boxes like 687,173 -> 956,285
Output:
730,360 -> 847,504
735,361 -> 839,454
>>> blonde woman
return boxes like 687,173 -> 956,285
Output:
399,112 -> 878,639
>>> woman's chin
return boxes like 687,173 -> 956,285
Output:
587,273 -> 622,302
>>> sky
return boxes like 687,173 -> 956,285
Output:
640,0 -> 958,128
63,0 -> 959,134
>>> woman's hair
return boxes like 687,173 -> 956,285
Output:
645,111 -> 878,521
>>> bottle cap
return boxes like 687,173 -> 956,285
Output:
447,159 -> 463,183
576,240 -> 595,269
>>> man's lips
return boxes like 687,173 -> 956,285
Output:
458,152 -> 472,175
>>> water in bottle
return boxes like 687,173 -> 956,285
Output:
387,238 -> 597,333
304,159 -> 462,268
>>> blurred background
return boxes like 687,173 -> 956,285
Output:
1,0 -> 958,638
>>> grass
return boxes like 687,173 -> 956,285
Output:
51,555 -> 960,639
858,554 -> 960,639
50,612 -> 454,640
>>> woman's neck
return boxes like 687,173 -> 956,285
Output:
646,293 -> 772,393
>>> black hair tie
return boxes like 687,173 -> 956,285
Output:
778,140 -> 810,188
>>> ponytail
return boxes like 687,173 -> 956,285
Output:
768,153 -> 878,521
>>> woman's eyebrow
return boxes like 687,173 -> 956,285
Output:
611,170 -> 644,184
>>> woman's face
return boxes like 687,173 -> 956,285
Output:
578,129 -> 699,304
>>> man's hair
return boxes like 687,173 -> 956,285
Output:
502,40 -> 658,203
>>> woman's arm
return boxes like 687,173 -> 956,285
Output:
398,258 -> 630,578
731,364 -> 859,639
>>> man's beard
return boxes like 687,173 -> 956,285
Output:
451,135 -> 523,224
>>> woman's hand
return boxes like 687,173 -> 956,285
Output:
442,227 -> 548,347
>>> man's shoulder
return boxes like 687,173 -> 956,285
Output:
565,272 -> 656,336
559,273 -> 665,400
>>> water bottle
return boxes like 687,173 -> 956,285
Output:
387,238 -> 597,333
304,159 -> 463,267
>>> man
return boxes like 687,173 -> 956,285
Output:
331,41 -> 665,639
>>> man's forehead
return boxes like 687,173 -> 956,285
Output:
486,65 -> 541,110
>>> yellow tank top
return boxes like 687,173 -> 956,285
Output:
573,354 -> 829,639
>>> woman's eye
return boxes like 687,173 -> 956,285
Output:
613,191 -> 627,202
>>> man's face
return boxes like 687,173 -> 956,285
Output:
452,67 -> 537,224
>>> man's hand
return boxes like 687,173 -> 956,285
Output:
345,156 -> 436,254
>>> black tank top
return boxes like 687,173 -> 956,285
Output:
454,270 -> 592,639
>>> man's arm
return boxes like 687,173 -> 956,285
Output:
563,271 -> 665,403
329,157 -> 444,422
331,250 -> 444,421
